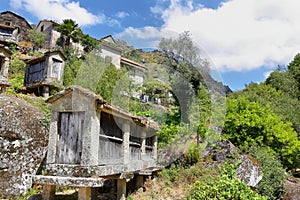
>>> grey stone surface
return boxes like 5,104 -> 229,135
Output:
282,177 -> 300,200
0,94 -> 48,198
235,155 -> 263,188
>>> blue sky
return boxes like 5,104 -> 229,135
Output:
1,0 -> 300,91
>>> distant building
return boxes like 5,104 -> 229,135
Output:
99,35 -> 147,85
0,23 -> 19,45
36,19 -> 84,52
24,50 -> 66,97
0,45 -> 12,92
99,35 -> 123,68
0,11 -> 32,42
36,20 -> 60,49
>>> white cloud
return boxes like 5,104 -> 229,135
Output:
115,11 -> 129,19
9,0 -> 104,26
121,0 -> 300,72
263,70 -> 273,79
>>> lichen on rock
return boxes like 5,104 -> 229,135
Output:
0,94 -> 48,198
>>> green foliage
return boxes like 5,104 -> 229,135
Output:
185,143 -> 202,165
157,124 -> 179,148
75,47 -> 111,92
96,65 -> 128,103
188,162 -> 267,200
266,69 -> 298,98
16,186 -> 42,200
56,19 -> 82,51
81,34 -> 99,53
27,28 -> 46,50
231,82 -> 300,136
223,97 -> 300,168
9,55 -> 26,78
7,73 -> 24,94
246,145 -> 286,200
63,54 -> 83,86
288,53 -> 300,96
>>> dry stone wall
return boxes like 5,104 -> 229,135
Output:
0,94 -> 48,198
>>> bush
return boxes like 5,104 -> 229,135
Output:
246,145 -> 287,199
188,162 -> 267,200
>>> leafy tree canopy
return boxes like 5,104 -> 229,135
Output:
223,97 -> 300,168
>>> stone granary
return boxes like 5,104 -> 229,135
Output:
0,45 -> 12,93
0,11 -> 32,43
31,86 -> 159,200
24,50 -> 66,97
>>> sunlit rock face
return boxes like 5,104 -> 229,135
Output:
235,155 -> 263,188
0,94 -> 48,198
283,177 -> 300,200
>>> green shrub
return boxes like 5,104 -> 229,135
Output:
185,143 -> 202,165
188,162 -> 267,200
246,145 -> 287,199
7,73 -> 24,94
157,124 -> 179,148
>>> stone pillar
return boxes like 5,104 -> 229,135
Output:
42,86 -> 49,98
3,57 -> 9,78
80,108 -> 99,166
47,112 -> 58,164
122,123 -> 130,164
42,185 -> 56,200
141,131 -> 146,154
78,187 -> 91,200
135,175 -> 144,189
153,135 -> 158,159
117,179 -> 126,200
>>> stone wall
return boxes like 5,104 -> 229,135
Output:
0,94 -> 48,198
0,11 -> 32,42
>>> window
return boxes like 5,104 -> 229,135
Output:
40,25 -> 44,32
5,21 -> 11,26
100,112 -> 122,139
51,58 -> 62,79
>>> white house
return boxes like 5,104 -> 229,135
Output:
99,35 -> 147,85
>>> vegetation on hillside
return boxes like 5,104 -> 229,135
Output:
3,15 -> 300,199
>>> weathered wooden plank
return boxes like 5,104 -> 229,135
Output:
56,112 -> 84,164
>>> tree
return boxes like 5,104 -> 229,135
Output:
81,34 -> 99,53
223,97 -> 300,168
288,53 -> 300,98
63,54 -> 83,86
231,82 -> 300,134
56,19 -> 82,50
266,68 -> 298,98
27,28 -> 46,50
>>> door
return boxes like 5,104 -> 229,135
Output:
56,112 -> 84,164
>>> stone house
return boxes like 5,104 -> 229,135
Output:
0,45 -> 12,92
0,23 -> 19,45
99,35 -> 147,85
36,19 -> 84,52
24,50 -> 66,97
0,11 -> 32,42
36,20 -> 61,49
31,86 -> 158,199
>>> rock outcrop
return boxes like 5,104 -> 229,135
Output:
0,94 -> 48,198
235,155 -> 263,188
282,177 -> 300,200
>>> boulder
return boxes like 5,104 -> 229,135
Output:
206,140 -> 237,161
235,155 -> 263,188
0,94 -> 48,198
282,177 -> 300,200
